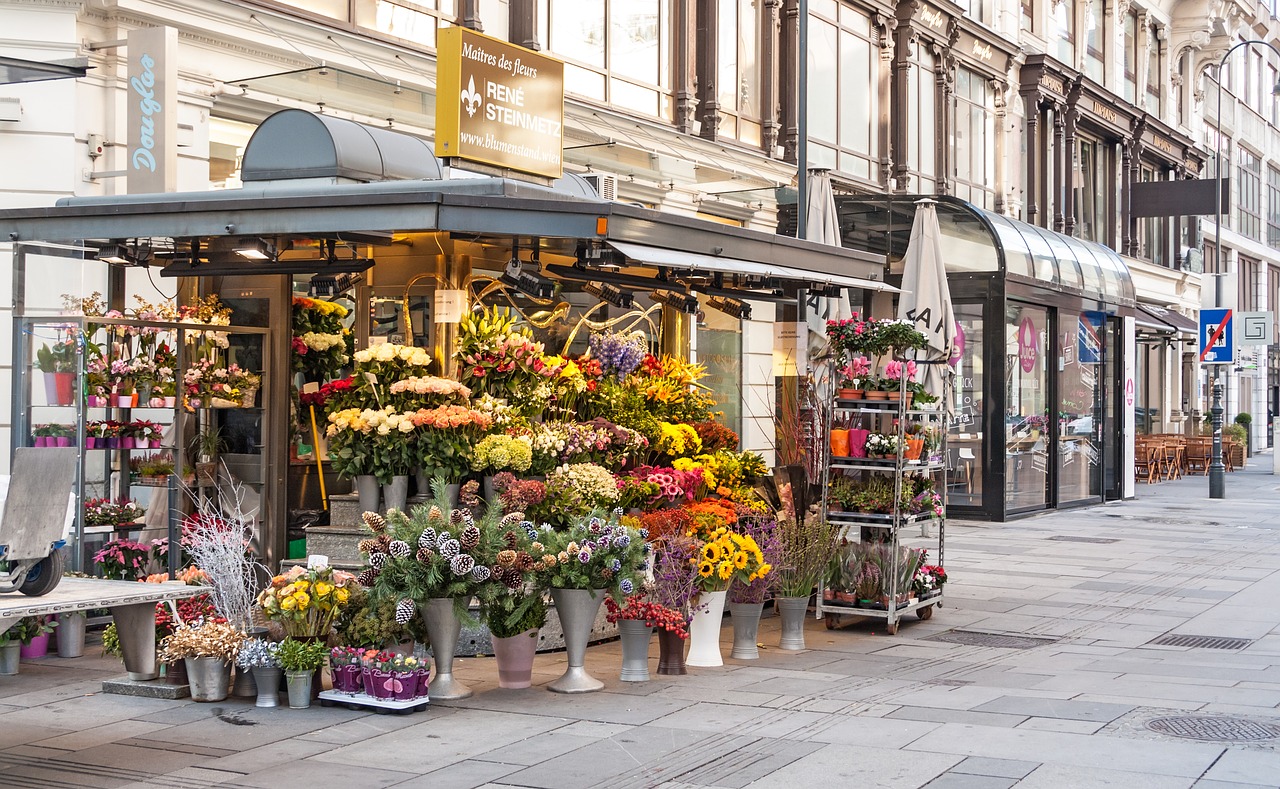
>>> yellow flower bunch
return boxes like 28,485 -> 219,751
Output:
693,527 -> 771,592
657,421 -> 703,458
326,407 -> 373,436
673,457 -> 715,489
258,564 -> 356,638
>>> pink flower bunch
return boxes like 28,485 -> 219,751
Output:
389,376 -> 472,399
883,360 -> 918,381
410,405 -> 493,430
632,465 -> 705,503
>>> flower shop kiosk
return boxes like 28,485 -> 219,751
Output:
0,109 -> 892,581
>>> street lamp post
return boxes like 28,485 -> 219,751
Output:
1209,40 -> 1280,499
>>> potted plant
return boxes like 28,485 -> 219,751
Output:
484,593 -> 548,690
533,511 -> 647,692
471,433 -> 534,499
36,340 -> 76,406
775,514 -> 840,650
685,526 -> 771,668
837,356 -> 872,400
882,360 -> 918,405
1235,412 -> 1252,457
276,637 -> 329,709
191,426 -> 225,486
329,646 -> 365,695
158,621 -> 244,702
15,616 -> 57,659
236,638 -> 282,708
0,630 -> 19,675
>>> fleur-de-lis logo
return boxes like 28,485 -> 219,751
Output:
460,76 -> 482,118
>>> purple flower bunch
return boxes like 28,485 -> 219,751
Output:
588,330 -> 648,380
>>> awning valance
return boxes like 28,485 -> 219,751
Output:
606,241 -> 898,293
1137,304 -> 1197,336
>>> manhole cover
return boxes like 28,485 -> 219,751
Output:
925,630 -> 1057,650
1049,535 -> 1120,544
1146,715 -> 1280,742
1147,634 -> 1252,650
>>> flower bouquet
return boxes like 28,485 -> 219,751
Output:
587,330 -> 648,380
257,564 -> 357,638
388,376 -> 472,409
534,463 -> 621,526
158,620 -> 245,664
329,646 -> 365,694
693,527 -> 772,594
352,343 -> 433,403
411,405 -> 493,483
531,511 -> 647,601
456,305 -> 545,405
470,433 -> 534,476
291,296 -> 351,381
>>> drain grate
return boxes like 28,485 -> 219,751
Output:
1048,535 -> 1120,544
1147,634 -> 1252,650
925,630 -> 1058,650
1146,715 -> 1280,742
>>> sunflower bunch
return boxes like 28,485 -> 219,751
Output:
693,527 -> 772,593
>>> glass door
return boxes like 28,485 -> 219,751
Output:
1005,302 -> 1049,511
1058,310 -> 1104,503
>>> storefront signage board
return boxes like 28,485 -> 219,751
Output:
1238,311 -> 1274,346
126,26 -> 178,194
435,27 -> 565,179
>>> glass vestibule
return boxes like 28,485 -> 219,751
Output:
1005,302 -> 1049,510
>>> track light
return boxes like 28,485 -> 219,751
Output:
584,281 -> 634,308
811,283 -> 843,298
707,295 -> 751,320
309,272 -> 363,297
234,238 -> 276,260
96,242 -> 141,266
501,259 -> 554,300
651,289 -> 698,314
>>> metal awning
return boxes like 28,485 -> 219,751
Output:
0,55 -> 89,85
1137,304 -> 1198,336
607,240 -> 897,292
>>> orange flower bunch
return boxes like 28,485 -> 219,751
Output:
410,405 -> 493,430
685,499 -> 738,541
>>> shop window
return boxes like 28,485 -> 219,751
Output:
953,67 -> 994,210
209,117 -> 257,190
907,46 -> 937,193
1020,0 -> 1034,34
1237,147 -> 1262,241
948,304 -> 984,509
1240,257 -> 1260,311
1267,166 -> 1280,248
354,0 -> 456,48
809,5 -> 879,181
1005,303 -> 1049,511
1138,166 -> 1169,267
718,0 -> 762,145
1075,136 -> 1113,245
1050,2 -> 1074,67
478,0 -> 509,42
1122,10 -> 1137,104
1145,23 -> 1162,115
1083,0 -> 1104,82
541,0 -> 673,120
1059,311 -> 1103,503
695,308 -> 743,440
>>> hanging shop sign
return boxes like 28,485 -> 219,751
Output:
125,26 -> 177,194
435,27 -> 565,179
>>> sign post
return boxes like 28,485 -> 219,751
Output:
1200,308 -> 1232,499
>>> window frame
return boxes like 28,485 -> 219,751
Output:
1237,145 -> 1263,242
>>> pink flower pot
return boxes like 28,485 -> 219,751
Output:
134,439 -> 150,450
366,669 -> 395,699
415,668 -> 431,698
392,671 -> 417,701
120,437 -> 135,449
163,396 -> 177,408
114,395 -> 132,408
848,428 -> 871,459
34,436 -> 50,448
88,395 -> 107,408
55,437 -> 72,448
20,633 -> 49,659
149,397 -> 165,408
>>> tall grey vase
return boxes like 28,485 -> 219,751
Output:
729,601 -> 764,660
777,596 -> 810,651
548,588 -> 605,693
355,474 -> 380,515
617,619 -> 653,682
56,611 -> 86,658
382,475 -> 410,512
422,597 -> 473,700
251,666 -> 281,707
232,666 -> 257,697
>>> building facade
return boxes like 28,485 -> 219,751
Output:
2,0 -> 1278,507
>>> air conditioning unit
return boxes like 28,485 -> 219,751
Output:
581,172 -> 619,201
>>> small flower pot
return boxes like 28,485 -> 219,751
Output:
366,668 -> 395,699
837,388 -> 863,400
729,601 -> 764,660
106,437 -> 120,449
829,429 -> 850,457
163,396 -> 177,408
617,619 -> 654,682
88,395 -> 107,408
56,612 -> 86,657
865,390 -> 889,400
114,394 -> 133,408
149,397 -> 166,408
54,436 -> 72,448
492,629 -> 538,689
0,642 -> 20,674
285,670 -> 313,708
391,671 -> 418,701
120,436 -> 135,449
33,436 -> 49,448
848,428 -> 870,458
19,633 -> 49,659
656,628 -> 687,675
415,667 -> 431,698
164,659 -> 188,686
185,657 -> 232,702
777,596 -> 810,651
53,372 -> 75,405
904,438 -> 925,460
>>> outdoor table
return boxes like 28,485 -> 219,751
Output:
0,577 -> 209,680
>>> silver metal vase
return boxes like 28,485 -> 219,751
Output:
251,666 -> 281,707
422,597 -> 473,700
729,601 -> 764,660
617,619 -> 653,682
185,657 -> 231,702
548,588 -> 606,693
776,596 -> 810,651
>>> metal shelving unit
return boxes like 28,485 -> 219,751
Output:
818,381 -> 949,636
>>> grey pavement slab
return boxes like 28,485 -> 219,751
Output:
971,696 -> 1133,722
1199,748 -> 1280,786
950,757 -> 1039,779
741,743 -> 962,788
924,775 -> 1017,789
1014,764 -> 1197,788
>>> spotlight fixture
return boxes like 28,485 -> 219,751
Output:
501,258 -> 555,300
811,283 -> 843,298
309,272 -> 363,297
234,238 -> 276,260
651,289 -> 698,314
96,242 -> 140,266
584,281 -> 634,308
707,295 -> 751,320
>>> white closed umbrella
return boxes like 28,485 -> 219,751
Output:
804,170 -> 854,322
896,199 -> 956,414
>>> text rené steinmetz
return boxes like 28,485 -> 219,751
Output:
460,40 -> 562,168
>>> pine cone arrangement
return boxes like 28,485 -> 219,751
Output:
427,505 -> 444,523
416,547 -> 434,563
362,511 -> 387,533
418,527 -> 438,549
496,549 -> 517,568
357,568 -> 380,586
503,530 -> 519,550
470,565 -> 492,582
515,552 -> 535,572
449,554 -> 476,576
448,509 -> 464,526
460,525 -> 481,551
357,538 -> 380,556
394,598 -> 416,624
389,540 -> 411,559
439,538 -> 461,559
369,552 -> 388,570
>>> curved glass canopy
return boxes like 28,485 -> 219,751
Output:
832,195 -> 1136,307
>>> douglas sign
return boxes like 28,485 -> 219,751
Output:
126,27 -> 177,193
